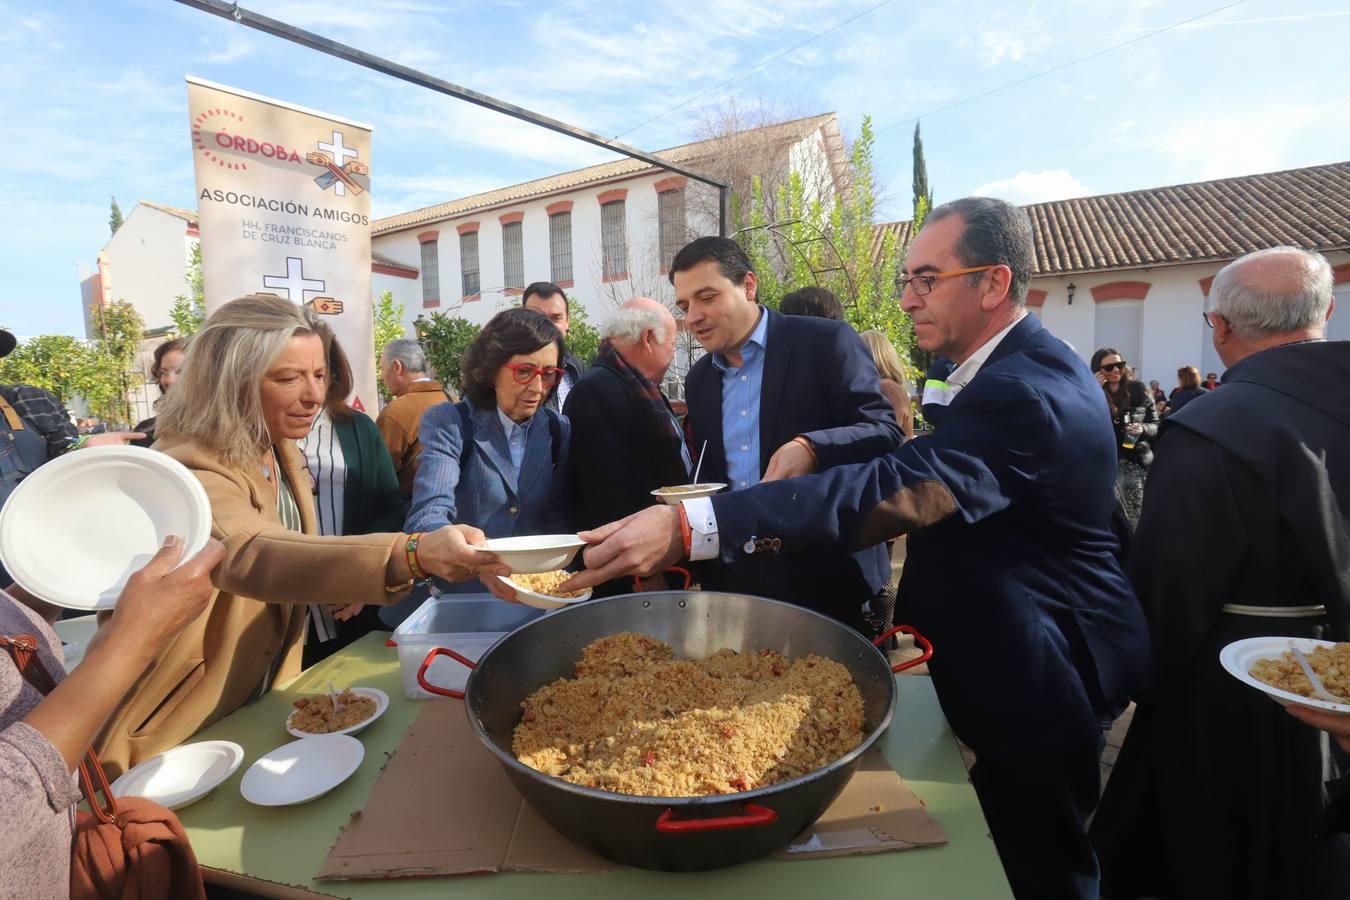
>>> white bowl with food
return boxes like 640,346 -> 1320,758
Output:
495,571 -> 592,611
482,534 -> 586,573
1220,637 -> 1350,715
649,483 -> 727,505
285,687 -> 388,738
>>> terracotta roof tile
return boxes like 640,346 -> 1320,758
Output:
875,161 -> 1350,275
370,114 -> 837,236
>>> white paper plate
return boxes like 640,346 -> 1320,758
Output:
482,534 -> 586,574
0,446 -> 212,610
285,687 -> 388,738
1219,637 -> 1350,715
494,574 -> 591,611
240,735 -> 365,807
650,483 -> 727,505
110,740 -> 244,811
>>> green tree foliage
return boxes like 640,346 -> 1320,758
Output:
738,116 -> 920,388
372,291 -> 407,401
415,313 -> 481,395
564,303 -> 600,365
170,244 -> 207,337
0,335 -> 100,407
89,300 -> 146,425
912,123 -> 933,225
109,196 -> 124,235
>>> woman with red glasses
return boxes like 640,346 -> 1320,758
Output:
1090,347 -> 1157,529
384,309 -> 572,622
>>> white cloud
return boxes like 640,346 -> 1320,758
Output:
204,36 -> 257,65
973,170 -> 1092,204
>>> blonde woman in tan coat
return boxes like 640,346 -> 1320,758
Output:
94,295 -> 508,776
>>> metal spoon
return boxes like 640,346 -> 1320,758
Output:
1291,647 -> 1345,704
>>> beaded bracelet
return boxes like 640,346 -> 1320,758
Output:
405,532 -> 427,581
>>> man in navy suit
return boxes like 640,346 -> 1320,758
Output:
670,236 -> 904,627
564,199 -> 1150,900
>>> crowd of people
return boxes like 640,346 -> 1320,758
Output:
1,196 -> 1347,900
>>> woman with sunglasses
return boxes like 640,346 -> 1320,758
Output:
390,308 -> 571,617
1090,347 -> 1157,529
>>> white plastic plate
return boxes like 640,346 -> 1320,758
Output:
650,483 -> 727,505
1219,637 -> 1350,715
0,446 -> 212,610
285,687 -> 388,739
482,534 -> 586,574
110,740 -> 244,811
240,735 -> 364,807
495,574 -> 591,611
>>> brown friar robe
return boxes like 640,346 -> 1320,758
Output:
94,438 -> 412,777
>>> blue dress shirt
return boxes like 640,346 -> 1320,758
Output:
496,407 -> 533,477
711,308 -> 769,490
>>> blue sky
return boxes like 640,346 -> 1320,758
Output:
2,0 -> 1347,338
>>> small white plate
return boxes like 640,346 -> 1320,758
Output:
1220,637 -> 1350,715
240,735 -> 364,807
482,534 -> 586,573
494,574 -> 592,611
650,483 -> 727,505
285,687 -> 388,738
0,446 -> 212,610
110,740 -> 244,811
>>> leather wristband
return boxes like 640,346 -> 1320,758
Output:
678,504 -> 693,559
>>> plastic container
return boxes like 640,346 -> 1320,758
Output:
390,594 -> 544,700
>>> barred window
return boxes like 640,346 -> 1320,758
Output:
419,240 -> 439,304
459,231 -> 480,297
549,212 -> 572,284
502,221 -> 524,290
601,200 -> 627,278
658,189 -> 685,272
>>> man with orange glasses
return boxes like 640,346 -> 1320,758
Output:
564,198 -> 1149,900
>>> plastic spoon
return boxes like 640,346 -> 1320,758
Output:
328,681 -> 342,714
691,440 -> 708,485
1291,648 -> 1346,704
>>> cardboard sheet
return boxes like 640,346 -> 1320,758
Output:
317,700 -> 945,881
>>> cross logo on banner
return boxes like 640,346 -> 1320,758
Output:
317,131 -> 358,196
263,257 -> 326,303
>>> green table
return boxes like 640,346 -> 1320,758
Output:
179,634 -> 1011,899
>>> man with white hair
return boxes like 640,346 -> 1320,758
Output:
563,297 -> 691,595
376,337 -> 452,504
1092,247 -> 1350,900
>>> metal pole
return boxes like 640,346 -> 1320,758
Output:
173,0 -> 730,237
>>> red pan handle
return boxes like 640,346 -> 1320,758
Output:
632,566 -> 694,593
415,647 -> 476,699
655,802 -> 777,833
874,625 -> 934,673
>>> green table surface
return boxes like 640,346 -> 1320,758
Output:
179,633 -> 1011,899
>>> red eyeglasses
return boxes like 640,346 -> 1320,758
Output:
503,362 -> 565,387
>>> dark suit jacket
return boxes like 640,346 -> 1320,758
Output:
710,315 -> 1150,756
564,356 -> 689,594
564,356 -> 688,532
684,307 -> 904,622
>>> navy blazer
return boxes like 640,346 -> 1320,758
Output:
684,307 -> 905,621
405,400 -> 569,593
711,315 -> 1150,756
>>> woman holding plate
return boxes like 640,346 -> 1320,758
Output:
92,295 -> 508,777
382,308 -> 570,624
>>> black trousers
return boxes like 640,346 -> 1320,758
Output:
969,741 -> 1104,900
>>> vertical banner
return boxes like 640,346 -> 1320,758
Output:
186,76 -> 376,411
